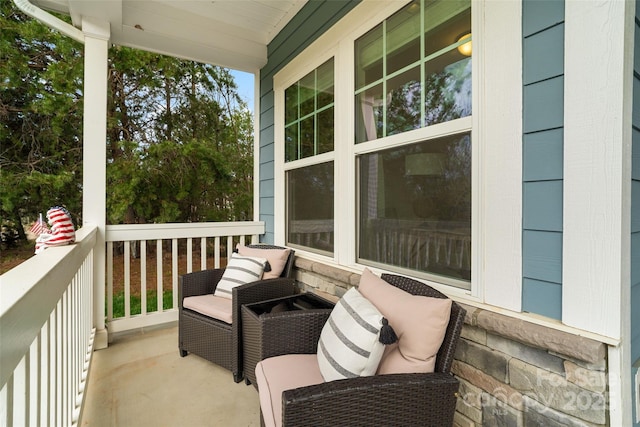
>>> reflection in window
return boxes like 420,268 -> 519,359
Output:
355,0 -> 471,143
387,66 -> 421,136
285,58 -> 335,161
287,162 -> 334,253
358,133 -> 471,283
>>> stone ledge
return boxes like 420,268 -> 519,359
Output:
475,310 -> 606,365
294,257 -> 360,287
293,260 -> 607,365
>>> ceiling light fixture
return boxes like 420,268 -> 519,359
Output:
457,33 -> 472,56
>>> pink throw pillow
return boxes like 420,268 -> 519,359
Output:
236,245 -> 291,279
357,268 -> 452,374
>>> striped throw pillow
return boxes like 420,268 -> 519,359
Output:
317,287 -> 385,382
213,253 -> 267,300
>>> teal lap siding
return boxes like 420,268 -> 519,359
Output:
522,0 -> 565,319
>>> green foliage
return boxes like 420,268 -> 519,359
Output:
2,4 -> 254,232
111,290 -> 173,318
1,3 -> 83,233
104,59 -> 254,224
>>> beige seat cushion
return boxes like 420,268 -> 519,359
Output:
237,244 -> 291,279
255,354 -> 324,427
182,294 -> 233,324
357,268 -> 452,374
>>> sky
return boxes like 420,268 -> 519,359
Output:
230,70 -> 255,112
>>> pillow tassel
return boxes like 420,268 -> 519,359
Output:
379,317 -> 398,345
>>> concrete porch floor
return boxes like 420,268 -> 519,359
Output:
80,324 -> 260,427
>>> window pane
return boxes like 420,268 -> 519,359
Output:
285,84 -> 298,125
317,107 -> 334,154
287,162 -> 334,253
285,124 -> 298,162
387,0 -> 420,75
354,0 -> 471,144
300,72 -> 315,117
424,2 -> 471,58
358,132 -> 471,283
355,24 -> 383,90
425,54 -> 471,126
317,60 -> 334,109
300,116 -> 315,158
387,66 -> 421,136
284,58 -> 334,162
355,83 -> 383,143
284,123 -> 298,162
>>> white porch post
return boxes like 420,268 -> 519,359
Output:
563,0 -> 634,424
82,17 -> 110,350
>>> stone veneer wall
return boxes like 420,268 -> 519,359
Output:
294,258 -> 610,427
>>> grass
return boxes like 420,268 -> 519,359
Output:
2,239 -> 206,320
111,289 -> 173,318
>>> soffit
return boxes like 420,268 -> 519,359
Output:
30,0 -> 308,72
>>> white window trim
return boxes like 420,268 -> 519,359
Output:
478,0 -> 523,310
273,0 -> 523,309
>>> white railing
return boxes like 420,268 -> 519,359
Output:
0,225 -> 98,427
0,220 -> 266,426
104,221 -> 265,333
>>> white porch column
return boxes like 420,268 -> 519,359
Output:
564,0 -> 633,337
82,17 -> 110,350
564,1 -> 634,424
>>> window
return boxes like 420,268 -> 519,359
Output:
284,59 -> 335,254
285,59 -> 335,161
276,0 -> 473,289
355,0 -> 471,143
355,0 -> 472,287
358,133 -> 471,283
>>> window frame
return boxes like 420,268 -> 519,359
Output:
279,58 -> 337,255
274,49 -> 339,256
273,0 -> 522,306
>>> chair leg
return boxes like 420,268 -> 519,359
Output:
233,372 -> 243,383
245,377 -> 251,386
179,349 -> 188,357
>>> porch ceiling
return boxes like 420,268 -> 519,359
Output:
30,0 -> 308,72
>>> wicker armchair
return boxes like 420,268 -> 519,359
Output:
178,245 -> 296,383
256,273 -> 466,427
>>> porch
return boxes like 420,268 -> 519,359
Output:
3,0 -> 637,423
0,222 -> 267,426
80,324 -> 260,427
0,221 -> 615,426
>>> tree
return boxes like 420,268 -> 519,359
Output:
105,50 -> 254,225
0,2 -> 84,238
1,4 -> 254,240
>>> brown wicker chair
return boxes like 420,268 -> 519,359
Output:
256,273 -> 466,427
178,245 -> 296,383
